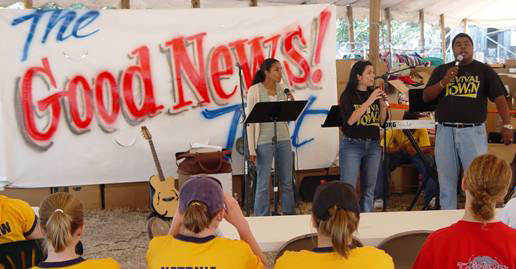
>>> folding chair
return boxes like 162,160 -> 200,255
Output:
377,230 -> 432,269
0,239 -> 45,269
273,232 -> 364,263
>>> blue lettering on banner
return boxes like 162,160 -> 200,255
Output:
201,95 -> 328,151
291,95 -> 328,148
11,9 -> 100,61
201,104 -> 241,150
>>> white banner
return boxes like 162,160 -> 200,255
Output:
0,4 -> 338,187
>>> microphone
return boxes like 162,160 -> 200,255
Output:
381,94 -> 390,107
455,54 -> 464,66
236,62 -> 242,69
284,88 -> 295,101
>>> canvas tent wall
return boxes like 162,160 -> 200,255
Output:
2,0 -> 515,28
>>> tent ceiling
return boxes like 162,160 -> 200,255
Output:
1,0 -> 515,28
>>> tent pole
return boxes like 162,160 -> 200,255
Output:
23,0 -> 32,8
192,0 -> 200,8
419,9 -> 425,53
121,0 -> 130,9
440,14 -> 446,63
347,6 -> 355,51
385,8 -> 392,69
369,0 -> 381,73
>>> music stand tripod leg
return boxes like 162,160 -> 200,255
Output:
420,164 -> 440,210
402,130 -> 440,210
382,140 -> 390,212
272,119 -> 281,216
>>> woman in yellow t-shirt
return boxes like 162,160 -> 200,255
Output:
275,182 -> 394,269
0,195 -> 43,244
147,175 -> 265,269
31,192 -> 120,269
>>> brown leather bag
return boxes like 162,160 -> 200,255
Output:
175,150 -> 232,175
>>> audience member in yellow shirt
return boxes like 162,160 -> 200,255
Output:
375,112 -> 438,209
32,192 -> 120,269
275,181 -> 394,269
0,195 -> 42,244
147,175 -> 265,269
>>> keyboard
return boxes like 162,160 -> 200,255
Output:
384,120 -> 436,129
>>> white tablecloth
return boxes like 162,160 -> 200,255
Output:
219,209 -> 468,252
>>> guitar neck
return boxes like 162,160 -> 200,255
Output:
148,140 -> 165,181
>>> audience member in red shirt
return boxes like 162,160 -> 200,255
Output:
413,154 -> 515,269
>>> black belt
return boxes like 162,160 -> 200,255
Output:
440,122 -> 482,128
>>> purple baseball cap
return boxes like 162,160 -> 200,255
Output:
178,175 -> 224,217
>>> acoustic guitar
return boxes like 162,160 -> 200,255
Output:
141,126 -> 178,219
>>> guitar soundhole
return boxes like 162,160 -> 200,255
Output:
162,197 -> 176,202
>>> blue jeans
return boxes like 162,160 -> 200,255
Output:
254,140 -> 295,216
375,151 -> 438,205
435,123 -> 487,209
339,135 -> 381,212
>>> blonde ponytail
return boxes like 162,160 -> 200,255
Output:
45,210 -> 73,252
316,206 -> 359,258
183,201 -> 211,234
39,192 -> 83,252
465,154 -> 512,222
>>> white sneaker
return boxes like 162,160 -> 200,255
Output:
374,199 -> 384,209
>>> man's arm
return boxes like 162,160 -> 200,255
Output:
25,222 -> 43,240
423,66 -> 458,102
494,96 -> 513,145
17,199 -> 43,240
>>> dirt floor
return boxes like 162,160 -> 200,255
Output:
80,192 -> 465,269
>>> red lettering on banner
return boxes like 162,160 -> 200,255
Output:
263,34 -> 281,59
94,71 -> 119,129
283,26 -> 311,87
15,9 -> 334,149
65,75 -> 93,132
19,57 -> 60,147
229,37 -> 265,90
209,45 -> 237,102
248,36 -> 266,80
18,54 -> 162,148
122,46 -> 162,121
165,33 -> 210,111
229,39 -> 252,89
311,10 -> 331,85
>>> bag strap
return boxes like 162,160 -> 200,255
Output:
195,152 -> 224,173
175,151 -> 191,167
175,150 -> 232,167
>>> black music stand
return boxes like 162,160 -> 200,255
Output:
245,100 -> 308,215
321,105 -> 342,128
236,64 -> 254,216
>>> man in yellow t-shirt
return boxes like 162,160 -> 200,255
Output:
0,195 -> 42,244
374,112 -> 438,209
